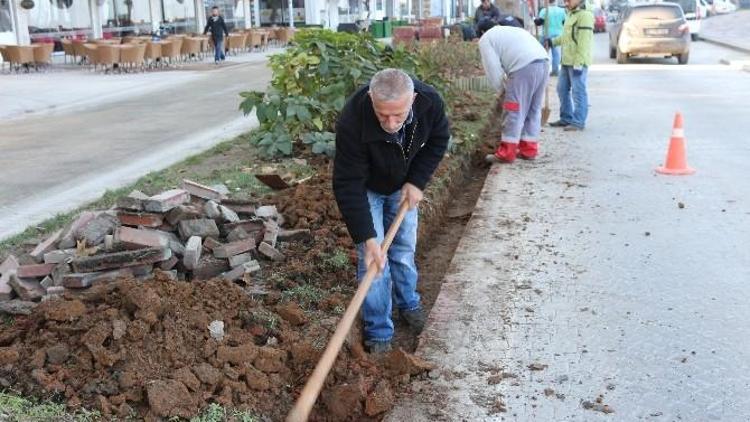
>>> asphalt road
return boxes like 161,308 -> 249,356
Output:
0,58 -> 269,240
388,34 -> 750,421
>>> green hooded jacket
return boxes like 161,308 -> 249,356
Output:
552,6 -> 594,67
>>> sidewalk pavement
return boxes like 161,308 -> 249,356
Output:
700,10 -> 750,53
387,51 -> 750,421
0,52 -> 274,240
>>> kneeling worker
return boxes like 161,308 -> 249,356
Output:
479,21 -> 550,162
333,69 -> 450,354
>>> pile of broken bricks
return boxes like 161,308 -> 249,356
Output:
0,179 -> 311,315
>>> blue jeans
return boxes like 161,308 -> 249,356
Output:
550,46 -> 561,75
214,38 -> 225,62
356,189 -> 420,343
557,65 -> 589,129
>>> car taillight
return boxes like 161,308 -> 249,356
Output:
678,24 -> 689,33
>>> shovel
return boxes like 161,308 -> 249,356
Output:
286,201 -> 411,422
541,3 -> 552,126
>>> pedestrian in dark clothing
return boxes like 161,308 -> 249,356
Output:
204,6 -> 229,64
475,0 -> 502,32
333,69 -> 450,354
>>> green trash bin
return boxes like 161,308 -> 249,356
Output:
370,21 -> 385,38
383,20 -> 392,37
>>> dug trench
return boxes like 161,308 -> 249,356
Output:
0,93 -> 499,421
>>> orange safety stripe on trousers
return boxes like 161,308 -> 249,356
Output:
503,101 -> 520,112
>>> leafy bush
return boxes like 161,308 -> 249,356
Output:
240,29 -> 418,157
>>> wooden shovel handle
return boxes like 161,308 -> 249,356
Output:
286,201 -> 411,422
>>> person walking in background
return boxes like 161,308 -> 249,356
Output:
204,6 -> 229,64
548,0 -> 594,131
535,0 -> 567,76
478,22 -> 550,163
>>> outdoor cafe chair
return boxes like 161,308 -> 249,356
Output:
4,46 -> 35,72
32,43 -> 55,71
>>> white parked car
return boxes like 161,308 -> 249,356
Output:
712,0 -> 737,13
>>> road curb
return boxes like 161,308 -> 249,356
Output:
699,35 -> 750,55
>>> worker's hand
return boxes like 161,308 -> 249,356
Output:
364,238 -> 386,273
401,183 -> 424,210
544,38 -> 552,49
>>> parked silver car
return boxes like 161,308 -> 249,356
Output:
609,3 -> 691,64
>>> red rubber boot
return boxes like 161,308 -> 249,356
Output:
494,142 -> 518,163
518,140 -> 538,160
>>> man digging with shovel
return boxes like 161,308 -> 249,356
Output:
478,20 -> 550,163
333,69 -> 450,354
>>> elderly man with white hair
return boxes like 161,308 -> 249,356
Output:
333,68 -> 451,354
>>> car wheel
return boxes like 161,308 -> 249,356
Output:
609,46 -> 616,59
691,33 -> 699,41
678,52 -> 689,64
616,47 -> 628,64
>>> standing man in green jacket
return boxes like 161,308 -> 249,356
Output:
548,0 -> 594,131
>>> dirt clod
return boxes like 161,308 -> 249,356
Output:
365,380 -> 394,416
146,379 -> 197,418
277,302 -> 306,326
385,348 -> 435,376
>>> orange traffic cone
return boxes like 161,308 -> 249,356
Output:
656,112 -> 695,175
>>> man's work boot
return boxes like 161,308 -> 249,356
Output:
563,125 -> 584,132
364,340 -> 392,355
518,140 -> 538,160
400,308 -> 427,334
491,142 -> 518,163
549,120 -> 570,128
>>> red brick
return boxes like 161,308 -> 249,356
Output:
62,268 -> 134,289
143,189 -> 190,213
29,230 -> 63,263
178,219 -> 220,240
202,237 -> 222,251
59,211 -> 98,249
43,249 -> 76,264
278,229 -> 312,242
117,190 -> 149,211
213,239 -> 254,259
263,221 -> 279,248
221,220 -> 265,237
71,247 -> 171,273
181,179 -> 226,201
165,205 -> 202,226
9,275 -> 45,301
159,256 -> 179,271
258,242 -> 285,262
114,227 -> 170,249
17,263 -> 57,278
191,257 -> 229,280
117,212 -> 164,228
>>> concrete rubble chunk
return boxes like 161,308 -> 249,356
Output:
29,230 -> 63,263
226,227 -> 249,242
117,212 -> 164,228
17,263 -> 57,278
165,205 -> 203,226
104,235 -> 114,250
9,275 -> 46,302
278,229 -> 312,242
143,189 -> 190,213
254,205 -> 279,220
58,211 -> 98,249
227,253 -> 252,268
51,263 -> 71,287
44,286 -> 66,299
258,242 -> 285,262
221,261 -> 260,281
117,190 -> 149,211
219,205 -> 240,223
78,214 -> 118,247
0,255 -> 20,300
40,276 -> 54,290
213,239 -> 255,259
181,179 -> 226,201
0,300 -> 38,315
263,221 -> 279,248
43,249 -> 76,264
160,256 -> 179,271
178,219 -> 220,241
115,227 -> 171,249
203,201 -> 222,219
62,268 -> 134,289
71,247 -> 171,273
183,236 -> 202,270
